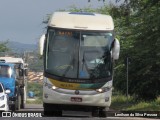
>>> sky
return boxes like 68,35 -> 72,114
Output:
0,0 -> 119,44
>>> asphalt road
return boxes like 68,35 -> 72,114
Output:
0,104 -> 158,120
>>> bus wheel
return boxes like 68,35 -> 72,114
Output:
20,92 -> 25,109
43,103 -> 53,116
10,104 -> 16,111
53,111 -> 62,117
92,108 -> 99,117
92,107 -> 107,118
20,100 -> 25,109
99,107 -> 107,117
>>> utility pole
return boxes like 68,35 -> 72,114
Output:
125,0 -> 130,104
126,56 -> 129,104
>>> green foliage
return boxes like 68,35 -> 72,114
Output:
27,82 -> 43,99
25,52 -> 43,72
26,99 -> 42,104
111,1 -> 160,101
111,93 -> 160,111
111,94 -> 134,110
0,41 -> 9,52
29,58 -> 43,72
67,5 -> 96,12
126,101 -> 160,111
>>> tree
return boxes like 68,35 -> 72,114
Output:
0,41 -> 9,52
113,0 -> 160,101
127,0 -> 160,100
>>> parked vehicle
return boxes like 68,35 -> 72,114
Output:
0,82 -> 10,111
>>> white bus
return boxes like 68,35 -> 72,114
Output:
39,12 -> 120,117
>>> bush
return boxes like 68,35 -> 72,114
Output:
27,82 -> 43,99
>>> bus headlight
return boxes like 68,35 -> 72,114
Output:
44,83 -> 58,90
52,85 -> 57,90
96,87 -> 111,93
96,88 -> 103,93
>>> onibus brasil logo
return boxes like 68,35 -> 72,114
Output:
2,112 -> 42,117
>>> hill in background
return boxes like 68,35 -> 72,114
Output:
7,41 -> 37,53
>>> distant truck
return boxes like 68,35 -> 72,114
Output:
0,57 -> 28,111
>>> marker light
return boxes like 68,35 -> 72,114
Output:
52,86 -> 57,90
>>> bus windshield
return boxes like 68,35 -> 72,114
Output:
46,28 -> 114,79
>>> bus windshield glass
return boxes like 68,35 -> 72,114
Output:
46,28 -> 114,79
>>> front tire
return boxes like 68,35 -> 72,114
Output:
99,109 -> 107,117
20,101 -> 25,109
10,104 -> 16,111
44,103 -> 52,116
43,103 -> 62,117
16,95 -> 21,110
15,87 -> 21,110
92,108 -> 99,117
92,107 -> 107,118
20,93 -> 25,109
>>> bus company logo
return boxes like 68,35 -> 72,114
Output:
75,90 -> 80,95
2,112 -> 11,117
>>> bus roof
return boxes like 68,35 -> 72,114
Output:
48,12 -> 114,31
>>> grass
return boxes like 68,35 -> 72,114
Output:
27,82 -> 43,104
111,94 -> 135,110
26,98 -> 43,104
126,98 -> 160,111
27,82 -> 43,98
110,93 -> 160,111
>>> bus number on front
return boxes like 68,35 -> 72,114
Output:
58,31 -> 72,36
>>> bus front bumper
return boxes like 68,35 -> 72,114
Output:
43,86 -> 112,107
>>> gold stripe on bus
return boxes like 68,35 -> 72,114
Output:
48,78 -> 80,90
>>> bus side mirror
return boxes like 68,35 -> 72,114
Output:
112,38 -> 120,60
39,34 -> 45,55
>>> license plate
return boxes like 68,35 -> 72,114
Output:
71,97 -> 82,102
